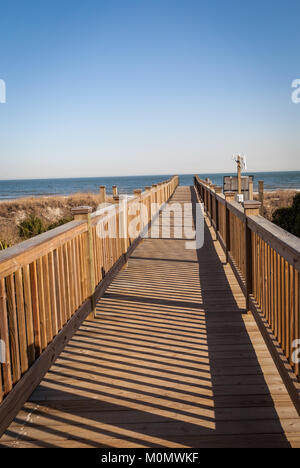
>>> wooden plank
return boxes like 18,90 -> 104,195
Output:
5,275 -> 21,384
14,269 -> 28,375
62,243 -> 71,321
29,262 -> 41,357
57,247 -> 67,327
0,278 -> 12,395
53,249 -> 63,332
23,264 -> 35,365
48,251 -> 58,338
36,258 -> 47,350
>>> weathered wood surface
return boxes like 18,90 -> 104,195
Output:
1,186 -> 300,448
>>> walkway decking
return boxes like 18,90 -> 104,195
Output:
1,186 -> 300,448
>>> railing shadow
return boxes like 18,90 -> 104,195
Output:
0,186 -> 293,448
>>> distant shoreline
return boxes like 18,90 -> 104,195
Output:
0,172 -> 300,201
0,187 -> 300,202
0,187 -> 299,203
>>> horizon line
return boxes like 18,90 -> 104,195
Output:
0,169 -> 299,182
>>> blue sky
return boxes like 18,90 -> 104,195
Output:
0,0 -> 299,179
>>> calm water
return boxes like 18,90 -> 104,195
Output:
0,172 -> 299,200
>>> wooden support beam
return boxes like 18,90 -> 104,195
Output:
99,186 -> 106,203
243,200 -> 261,311
224,192 -> 235,263
258,180 -> 264,216
214,186 -> 222,234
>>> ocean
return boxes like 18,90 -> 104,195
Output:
0,171 -> 299,200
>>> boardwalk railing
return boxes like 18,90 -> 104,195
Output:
0,175 -> 179,434
194,175 -> 300,407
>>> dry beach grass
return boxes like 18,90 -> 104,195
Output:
254,189 -> 299,220
0,192 -> 114,245
0,189 -> 298,247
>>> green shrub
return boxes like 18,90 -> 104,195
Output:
18,216 -> 46,239
47,218 -> 72,231
272,193 -> 300,238
272,207 -> 293,232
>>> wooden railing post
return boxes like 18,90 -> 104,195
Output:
243,200 -> 261,311
112,185 -> 118,198
205,186 -> 208,212
133,189 -> 143,235
210,185 -> 216,223
158,183 -> 163,206
71,206 -> 96,320
99,186 -> 106,203
258,181 -> 264,216
119,196 -> 129,268
214,186 -> 222,233
152,184 -> 158,206
145,187 -> 152,226
224,192 -> 235,263
249,178 -> 254,200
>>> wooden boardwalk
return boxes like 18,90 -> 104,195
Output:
1,186 -> 300,448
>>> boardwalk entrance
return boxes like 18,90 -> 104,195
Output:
1,187 -> 300,448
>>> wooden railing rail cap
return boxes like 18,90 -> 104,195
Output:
226,199 -> 245,220
247,215 -> 300,271
0,220 -> 86,278
71,206 -> 93,216
243,200 -> 261,210
224,191 -> 236,201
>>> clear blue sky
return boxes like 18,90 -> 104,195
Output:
0,0 -> 299,179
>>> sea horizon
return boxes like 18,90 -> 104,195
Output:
0,170 -> 299,200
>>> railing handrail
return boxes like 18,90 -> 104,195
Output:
0,175 -> 179,277
194,174 -> 300,268
0,221 -> 86,277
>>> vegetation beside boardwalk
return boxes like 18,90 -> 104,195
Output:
272,192 -> 300,238
0,192 -> 114,249
0,189 -> 299,251
254,190 -> 298,221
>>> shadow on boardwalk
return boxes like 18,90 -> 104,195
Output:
1,187 -> 296,448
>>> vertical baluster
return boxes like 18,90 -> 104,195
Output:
15,269 -> 28,374
0,278 -> 12,395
